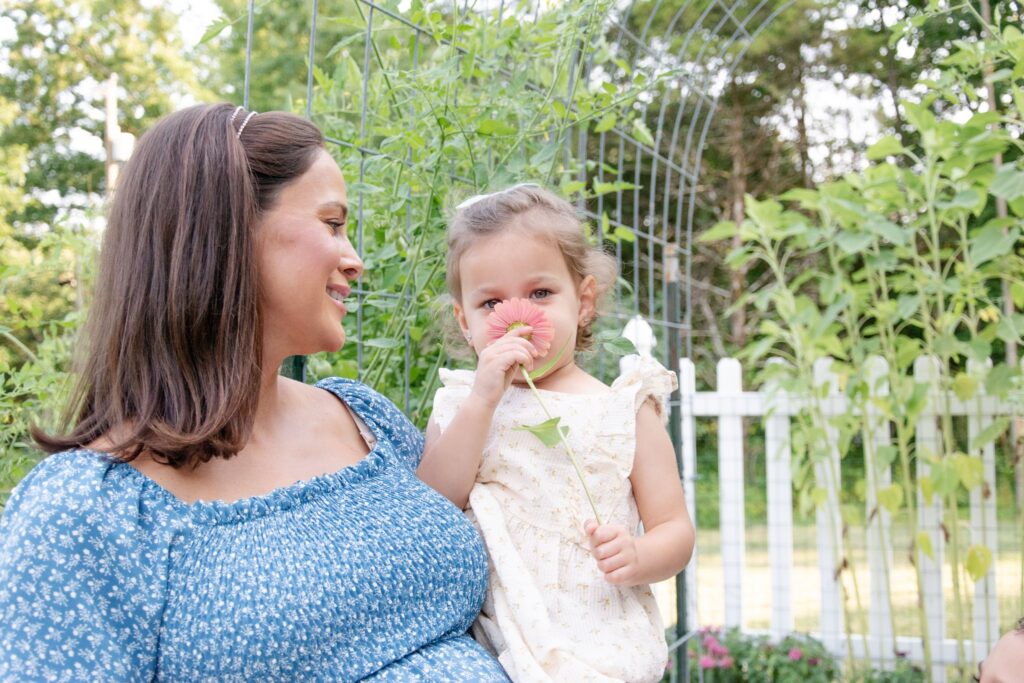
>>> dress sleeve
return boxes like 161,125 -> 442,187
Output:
0,454 -> 161,682
324,379 -> 427,471
613,355 -> 678,422
430,369 -> 475,434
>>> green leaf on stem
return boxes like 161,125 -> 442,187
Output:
965,544 -> 993,582
632,119 -> 655,147
698,220 -> 738,243
990,164 -> 1024,201
477,119 -> 516,136
877,484 -> 904,514
527,337 -> 572,379
970,224 -> 1020,266
952,373 -> 979,401
951,452 -> 984,491
917,532 -> 935,561
515,416 -> 569,448
362,337 -> 403,349
919,475 -> 935,505
971,417 -> 1011,451
594,112 -> 617,133
595,330 -> 637,357
866,135 -> 905,160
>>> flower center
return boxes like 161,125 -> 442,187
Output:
505,321 -> 532,340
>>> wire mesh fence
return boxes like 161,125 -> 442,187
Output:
234,1 -> 792,679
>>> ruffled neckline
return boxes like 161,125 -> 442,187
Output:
84,378 -> 391,526
439,355 -> 669,396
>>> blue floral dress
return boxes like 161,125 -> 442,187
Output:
0,379 -> 509,682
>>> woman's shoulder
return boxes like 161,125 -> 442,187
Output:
313,377 -> 424,467
0,450 -> 150,563
314,376 -> 404,419
2,449 -> 180,538
4,449 -> 115,519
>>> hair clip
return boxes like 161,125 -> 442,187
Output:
230,106 -> 245,125
455,182 -> 541,211
237,111 -> 258,139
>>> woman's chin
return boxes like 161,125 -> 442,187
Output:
325,331 -> 346,353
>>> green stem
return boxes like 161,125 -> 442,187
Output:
519,366 -> 602,524
1,330 -> 37,362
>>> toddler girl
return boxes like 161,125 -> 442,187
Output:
418,184 -> 695,683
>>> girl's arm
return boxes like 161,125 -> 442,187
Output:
418,329 -> 538,508
420,404 -> 495,509
586,400 -> 695,586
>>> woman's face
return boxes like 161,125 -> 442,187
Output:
256,149 -> 362,361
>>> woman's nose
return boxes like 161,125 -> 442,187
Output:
340,242 -> 364,280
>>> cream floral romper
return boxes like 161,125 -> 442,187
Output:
431,355 -> 677,683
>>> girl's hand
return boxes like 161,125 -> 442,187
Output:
584,520 -> 641,586
469,327 -> 538,409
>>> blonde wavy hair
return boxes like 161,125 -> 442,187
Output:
445,184 -> 616,356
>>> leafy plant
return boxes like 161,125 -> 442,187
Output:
301,0 -> 664,423
704,6 -> 1024,678
683,627 -> 838,683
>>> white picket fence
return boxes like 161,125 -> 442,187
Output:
675,355 -> 1020,681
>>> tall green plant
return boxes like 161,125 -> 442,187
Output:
703,9 -> 1024,680
302,0 -> 660,423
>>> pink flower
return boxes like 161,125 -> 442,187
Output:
720,656 -> 734,668
709,642 -> 729,657
699,656 -> 715,669
788,648 -> 803,661
486,298 -> 554,352
809,657 -> 820,666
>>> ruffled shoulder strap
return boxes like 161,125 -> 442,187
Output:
438,368 -> 476,388
611,355 -> 678,422
431,368 -> 476,433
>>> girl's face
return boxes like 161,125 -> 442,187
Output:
454,220 -> 596,379
256,150 -> 363,362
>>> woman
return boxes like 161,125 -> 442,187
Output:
0,104 -> 509,681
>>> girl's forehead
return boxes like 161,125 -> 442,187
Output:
462,227 -> 563,263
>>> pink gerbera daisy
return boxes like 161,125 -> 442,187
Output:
486,298 -> 554,352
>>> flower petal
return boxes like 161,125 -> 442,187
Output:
486,298 -> 554,351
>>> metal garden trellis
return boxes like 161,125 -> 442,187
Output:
237,1 -> 794,680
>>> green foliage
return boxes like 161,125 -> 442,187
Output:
848,661 -> 926,683
0,223 -> 92,501
684,628 -> 839,682
294,0 -> 658,423
0,1 -> 200,491
0,0 -> 201,233
709,5 -> 1024,676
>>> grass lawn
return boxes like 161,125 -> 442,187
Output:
654,521 -> 1023,638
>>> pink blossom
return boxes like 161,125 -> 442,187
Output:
699,656 -> 716,669
720,656 -> 734,668
788,647 -> 803,661
809,657 -> 820,666
486,298 -> 554,352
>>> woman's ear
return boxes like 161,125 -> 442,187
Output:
577,275 -> 597,325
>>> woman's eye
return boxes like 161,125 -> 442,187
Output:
482,299 -> 500,310
531,289 -> 551,300
325,220 -> 345,235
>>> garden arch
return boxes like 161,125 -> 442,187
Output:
237,0 -> 795,676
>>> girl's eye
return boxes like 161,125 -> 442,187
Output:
531,289 -> 551,300
482,299 -> 500,310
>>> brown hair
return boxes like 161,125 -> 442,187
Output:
33,103 -> 325,468
446,184 -> 616,353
